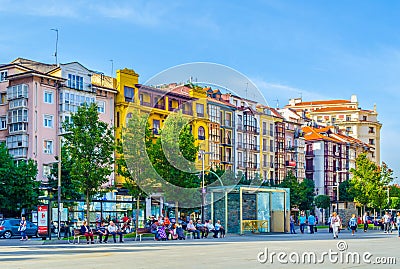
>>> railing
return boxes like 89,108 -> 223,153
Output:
153,104 -> 165,110
140,101 -> 152,107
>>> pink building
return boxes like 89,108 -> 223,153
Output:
0,59 -> 116,185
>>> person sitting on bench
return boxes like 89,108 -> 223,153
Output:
107,221 -> 124,243
80,221 -> 94,244
97,221 -> 109,243
186,219 -> 200,239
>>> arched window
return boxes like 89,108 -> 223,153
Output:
125,112 -> 133,125
198,126 -> 205,140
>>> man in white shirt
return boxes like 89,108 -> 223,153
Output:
108,221 -> 124,243
204,219 -> 217,238
186,220 -> 200,239
363,212 -> 369,232
383,212 -> 391,234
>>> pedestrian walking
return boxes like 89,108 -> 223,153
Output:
331,212 -> 341,239
349,214 -> 357,236
363,212 -> 369,232
383,212 -> 391,234
290,214 -> 296,234
308,213 -> 316,234
396,212 -> 400,238
299,212 -> 306,234
328,214 -> 333,233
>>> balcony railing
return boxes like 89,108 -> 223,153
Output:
221,138 -> 232,145
140,101 -> 152,107
153,104 -> 165,110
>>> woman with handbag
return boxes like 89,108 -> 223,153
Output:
331,212 -> 341,239
19,216 -> 28,241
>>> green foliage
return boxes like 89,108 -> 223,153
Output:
350,153 -> 393,209
47,147 -> 82,204
278,171 -> 300,209
298,178 -> 315,210
116,111 -> 152,199
0,143 -> 40,217
390,197 -> 400,209
149,112 -> 200,207
63,103 -> 115,219
339,180 -> 355,202
314,195 -> 331,209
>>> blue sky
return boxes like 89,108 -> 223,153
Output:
1,0 -> 399,180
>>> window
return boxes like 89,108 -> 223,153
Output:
9,99 -> 27,109
44,91 -> 53,104
362,116 -> 367,121
346,126 -> 352,133
43,164 -> 51,177
262,122 -> 267,135
0,92 -> 6,104
124,86 -> 134,102
67,74 -> 83,90
43,140 -> 53,154
0,70 -> 8,82
369,139 -> 375,145
225,112 -> 232,126
196,103 -> 204,117
9,123 -> 27,133
43,115 -> 54,128
0,116 -> 6,130
153,120 -> 160,135
368,127 -> 375,134
126,113 -> 132,125
198,126 -> 205,140
8,109 -> 28,123
6,134 -> 28,149
7,84 -> 28,100
97,101 -> 105,113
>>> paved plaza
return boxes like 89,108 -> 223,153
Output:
0,229 -> 399,269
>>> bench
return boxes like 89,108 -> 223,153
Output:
135,227 -> 152,242
72,229 -> 99,244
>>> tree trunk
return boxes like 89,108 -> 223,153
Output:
175,200 -> 179,224
86,190 -> 90,225
136,196 -> 140,230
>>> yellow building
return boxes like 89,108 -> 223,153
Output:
114,69 -> 209,186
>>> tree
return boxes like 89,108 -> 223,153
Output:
339,180 -> 355,202
0,143 -> 40,217
63,103 -> 115,221
350,154 -> 393,212
116,111 -> 152,227
47,147 -> 82,204
149,112 -> 200,219
298,178 -> 315,211
278,171 -> 300,209
314,195 -> 331,210
350,153 -> 380,210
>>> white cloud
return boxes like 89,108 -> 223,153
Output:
250,77 -> 328,108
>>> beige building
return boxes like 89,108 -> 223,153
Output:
286,95 -> 381,164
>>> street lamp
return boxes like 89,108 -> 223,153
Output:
57,131 -> 72,239
198,150 -> 212,223
335,170 -> 347,212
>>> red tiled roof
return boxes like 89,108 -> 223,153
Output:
311,106 -> 357,112
302,126 -> 342,143
293,100 -> 351,106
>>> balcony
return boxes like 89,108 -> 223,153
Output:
285,161 -> 296,168
221,138 -> 232,146
197,113 -> 205,118
182,109 -> 192,116
221,157 -> 233,164
153,104 -> 165,110
237,142 -> 244,150
237,124 -> 243,131
198,135 -> 205,140
244,125 -> 260,134
286,146 -> 295,152
140,101 -> 152,107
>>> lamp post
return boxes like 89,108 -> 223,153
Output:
199,150 -> 212,223
57,131 -> 72,239
335,170 -> 347,212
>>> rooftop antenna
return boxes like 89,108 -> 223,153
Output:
50,28 -> 59,65
109,60 -> 114,76
273,98 -> 279,109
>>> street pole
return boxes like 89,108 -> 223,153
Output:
199,150 -> 212,223
57,135 -> 62,240
201,152 -> 205,223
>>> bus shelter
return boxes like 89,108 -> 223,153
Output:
204,185 -> 290,234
